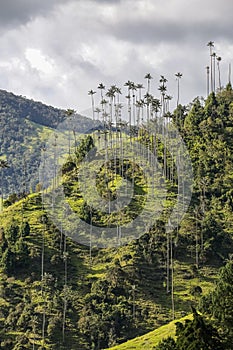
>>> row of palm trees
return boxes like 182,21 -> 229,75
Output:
206,41 -> 223,94
86,73 -> 185,320
88,73 -> 182,122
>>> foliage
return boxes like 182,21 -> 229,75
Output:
155,336 -> 176,349
200,260 -> 233,348
175,309 -> 223,349
1,85 -> 233,349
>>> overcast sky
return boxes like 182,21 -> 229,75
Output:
0,0 -> 233,115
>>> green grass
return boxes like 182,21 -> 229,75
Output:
106,314 -> 192,350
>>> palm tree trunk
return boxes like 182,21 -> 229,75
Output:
217,62 -> 221,91
170,231 -> 175,320
206,66 -> 210,96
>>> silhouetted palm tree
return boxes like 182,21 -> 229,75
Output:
0,159 -> 9,211
88,90 -> 96,120
217,56 -> 222,91
136,83 -> 144,100
175,72 -> 182,106
144,73 -> 153,93
229,63 -> 232,84
206,66 -> 210,96
98,83 -> 105,100
207,41 -> 214,92
211,52 -> 216,92
66,109 -> 75,155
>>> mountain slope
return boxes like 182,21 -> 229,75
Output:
0,89 -> 101,195
106,314 -> 192,350
0,86 -> 233,349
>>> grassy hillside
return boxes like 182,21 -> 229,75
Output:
0,85 -> 233,349
106,314 -> 192,350
0,190 -> 219,349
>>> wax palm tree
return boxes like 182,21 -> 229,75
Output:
94,107 -> 101,120
144,92 -> 153,124
135,100 -> 143,127
136,83 -> 144,100
165,95 -> 172,113
130,82 -> 137,126
175,72 -> 182,106
124,81 -> 134,125
115,86 -> 122,104
124,80 -> 134,93
66,109 -> 75,155
159,76 -> 168,115
40,146 -> 46,347
211,52 -> 216,92
206,66 -> 210,96
98,83 -> 105,100
207,41 -> 214,92
229,63 -> 232,84
193,206 -> 200,269
159,75 -> 168,85
158,84 -> 167,116
88,89 -> 96,120
0,159 -> 9,211
144,73 -> 153,93
62,232 -> 68,341
151,98 -> 161,117
167,220 -> 175,320
217,56 -> 222,91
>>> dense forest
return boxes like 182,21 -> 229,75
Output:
0,75 -> 233,350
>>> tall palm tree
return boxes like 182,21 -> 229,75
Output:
0,159 -> 9,211
158,84 -> 167,117
62,234 -> 68,341
144,92 -> 153,125
94,107 -> 101,120
165,95 -> 172,113
207,41 -> 214,92
124,81 -> 134,136
98,83 -> 105,101
193,206 -> 199,269
151,98 -> 161,117
130,82 -> 137,126
88,90 -> 96,120
124,80 -> 134,93
40,146 -> 46,347
66,109 -> 75,155
168,221 -> 175,320
206,66 -> 210,96
175,72 -> 182,106
136,83 -> 144,100
211,52 -> 216,92
216,56 -> 222,91
229,63 -> 232,84
115,86 -> 122,104
144,73 -> 153,93
159,75 -> 168,85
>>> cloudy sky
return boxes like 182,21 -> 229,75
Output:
0,0 -> 233,115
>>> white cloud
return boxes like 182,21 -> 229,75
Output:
25,48 -> 56,75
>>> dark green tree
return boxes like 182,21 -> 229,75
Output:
201,261 -> 233,348
155,336 -> 176,349
175,308 -> 223,350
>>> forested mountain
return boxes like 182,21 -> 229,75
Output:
0,84 -> 233,349
0,89 -> 101,195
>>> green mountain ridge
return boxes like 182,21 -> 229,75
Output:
0,85 -> 233,349
0,89 -> 101,195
